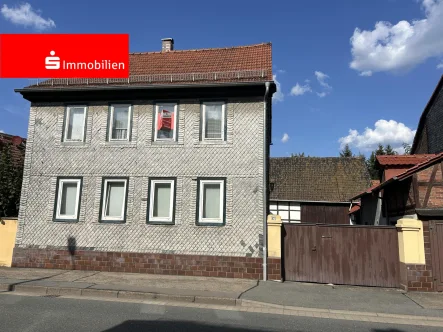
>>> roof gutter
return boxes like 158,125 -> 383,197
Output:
14,81 -> 269,93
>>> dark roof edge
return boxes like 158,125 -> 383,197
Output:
270,199 -> 349,204
411,75 -> 443,154
15,81 -> 275,93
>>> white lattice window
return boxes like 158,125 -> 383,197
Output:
109,105 -> 132,141
202,102 -> 225,141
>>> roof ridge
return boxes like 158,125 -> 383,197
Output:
130,42 -> 271,55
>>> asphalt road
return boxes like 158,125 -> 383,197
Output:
0,293 -> 440,332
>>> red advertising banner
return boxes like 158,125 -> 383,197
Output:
0,34 -> 129,78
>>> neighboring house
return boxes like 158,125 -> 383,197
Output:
0,133 -> 26,166
13,39 -> 277,280
351,154 -> 441,225
269,157 -> 370,224
412,75 -> 443,154
0,133 -> 26,217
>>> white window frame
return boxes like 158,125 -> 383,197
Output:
198,179 -> 225,224
101,178 -> 128,222
64,106 -> 87,142
109,104 -> 132,141
55,178 -> 82,220
202,102 -> 225,141
148,179 -> 175,223
154,103 -> 178,142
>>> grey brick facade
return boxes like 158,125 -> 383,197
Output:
16,98 -> 265,258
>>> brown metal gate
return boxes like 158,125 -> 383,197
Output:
283,224 -> 400,287
431,221 -> 443,291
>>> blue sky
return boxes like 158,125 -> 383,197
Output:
1,0 -> 443,157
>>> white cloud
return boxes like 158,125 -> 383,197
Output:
277,69 -> 286,74
0,130 -> 4,133
273,75 -> 284,102
1,3 -> 55,30
438,62 -> 443,69
316,92 -> 327,98
350,0 -> 443,75
281,133 -> 290,143
359,71 -> 373,77
314,71 -> 332,89
290,83 -> 312,96
338,119 -> 416,152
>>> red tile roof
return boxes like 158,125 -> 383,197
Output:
349,203 -> 361,214
27,43 -> 273,88
0,133 -> 26,166
352,152 -> 443,200
376,154 -> 435,167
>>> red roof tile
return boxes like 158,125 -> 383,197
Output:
27,43 -> 273,88
0,133 -> 26,166
352,152 -> 443,199
376,154 -> 435,167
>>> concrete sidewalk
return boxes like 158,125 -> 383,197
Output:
2,267 -> 443,318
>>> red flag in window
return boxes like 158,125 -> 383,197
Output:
157,110 -> 174,130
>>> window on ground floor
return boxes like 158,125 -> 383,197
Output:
270,201 -> 301,223
100,178 -> 128,222
197,178 -> 226,225
148,178 -> 176,224
54,177 -> 82,221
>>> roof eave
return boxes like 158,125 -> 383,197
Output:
15,80 -> 276,93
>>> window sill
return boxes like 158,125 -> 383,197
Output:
150,141 -> 182,146
195,222 -> 225,227
53,219 -> 80,223
195,141 -> 231,148
146,221 -> 176,226
98,220 -> 126,224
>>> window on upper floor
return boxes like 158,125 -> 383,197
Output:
54,177 -> 82,221
197,178 -> 226,225
147,178 -> 176,224
109,104 -> 132,141
202,102 -> 225,141
154,103 -> 177,141
100,178 -> 128,222
64,106 -> 87,142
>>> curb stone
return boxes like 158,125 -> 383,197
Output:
6,283 -> 443,325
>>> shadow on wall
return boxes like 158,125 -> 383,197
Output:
68,236 -> 76,270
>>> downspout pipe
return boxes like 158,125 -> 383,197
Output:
263,81 -> 271,281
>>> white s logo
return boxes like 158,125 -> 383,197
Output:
45,50 -> 60,70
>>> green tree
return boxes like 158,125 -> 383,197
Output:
339,144 -> 353,157
384,144 -> 397,155
375,144 -> 385,156
366,151 -> 378,180
402,143 -> 412,155
291,152 -> 306,157
0,141 -> 23,217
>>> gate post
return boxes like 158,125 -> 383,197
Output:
396,218 -> 427,291
267,215 -> 282,281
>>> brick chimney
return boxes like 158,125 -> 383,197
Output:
161,38 -> 174,52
